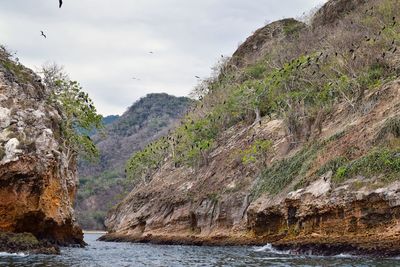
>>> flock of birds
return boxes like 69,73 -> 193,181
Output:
40,0 -> 217,85
39,1 -> 167,83
137,8 -> 400,159
39,2 -> 399,161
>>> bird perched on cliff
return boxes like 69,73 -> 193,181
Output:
40,31 -> 47,38
59,0 -> 63,8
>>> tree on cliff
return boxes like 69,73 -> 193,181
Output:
41,63 -> 103,163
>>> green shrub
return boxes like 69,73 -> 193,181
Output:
283,20 -> 304,36
331,149 -> 400,184
126,138 -> 169,183
357,63 -> 386,90
316,156 -> 349,177
241,140 -> 272,165
244,62 -> 267,79
375,117 -> 400,142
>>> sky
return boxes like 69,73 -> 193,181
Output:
0,0 -> 327,116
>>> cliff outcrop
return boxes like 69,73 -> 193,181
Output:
0,49 -> 84,248
101,0 -> 400,255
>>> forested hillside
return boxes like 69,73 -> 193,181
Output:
76,93 -> 191,229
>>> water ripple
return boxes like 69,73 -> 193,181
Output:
0,234 -> 399,267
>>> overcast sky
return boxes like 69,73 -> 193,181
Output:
0,0 -> 327,115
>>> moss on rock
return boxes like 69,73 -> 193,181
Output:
0,232 -> 60,254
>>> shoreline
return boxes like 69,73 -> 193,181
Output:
98,232 -> 400,257
83,230 -> 108,234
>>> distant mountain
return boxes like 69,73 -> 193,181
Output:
75,93 -> 192,230
102,115 -> 120,126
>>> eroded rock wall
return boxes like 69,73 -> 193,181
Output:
0,55 -> 83,245
102,78 -> 400,252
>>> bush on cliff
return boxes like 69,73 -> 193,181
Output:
42,63 -> 103,162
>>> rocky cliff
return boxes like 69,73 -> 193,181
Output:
101,0 -> 400,256
0,48 -> 84,247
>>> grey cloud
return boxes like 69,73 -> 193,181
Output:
0,0 -> 326,115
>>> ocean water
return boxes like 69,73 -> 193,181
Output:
0,233 -> 399,267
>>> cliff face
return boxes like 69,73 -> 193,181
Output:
102,80 -> 400,255
0,51 -> 84,246
102,0 -> 400,255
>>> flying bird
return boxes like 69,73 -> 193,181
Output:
195,76 -> 200,79
59,0 -> 63,8
40,31 -> 47,38
149,51 -> 154,54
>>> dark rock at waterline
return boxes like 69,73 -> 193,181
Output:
0,232 -> 60,255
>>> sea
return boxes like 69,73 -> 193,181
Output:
0,233 -> 399,266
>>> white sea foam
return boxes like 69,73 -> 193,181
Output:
0,252 -> 28,257
253,244 -> 290,255
334,253 -> 356,258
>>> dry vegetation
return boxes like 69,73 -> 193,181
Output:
126,0 -> 400,194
